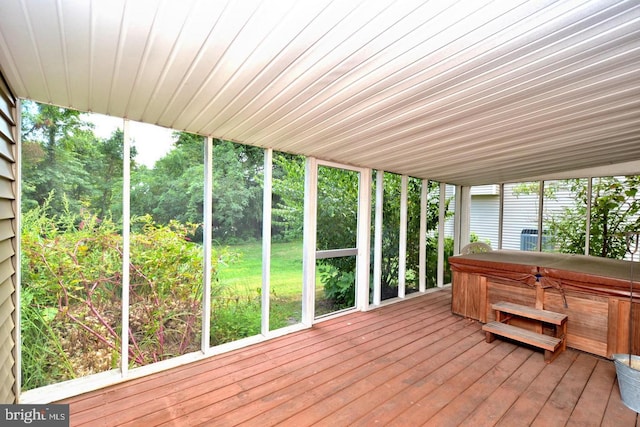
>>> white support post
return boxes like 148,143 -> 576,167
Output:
537,181 -> 544,252
459,186 -> 471,249
261,149 -> 273,335
498,183 -> 504,249
373,170 -> 384,305
398,175 -> 408,298
201,137 -> 213,352
437,182 -> 446,288
356,168 -> 372,310
453,185 -> 461,255
121,119 -> 131,376
302,157 -> 317,325
585,177 -> 592,256
419,179 -> 427,293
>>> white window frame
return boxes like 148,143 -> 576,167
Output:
17,128 -> 452,404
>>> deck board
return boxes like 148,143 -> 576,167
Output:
568,359 -> 618,427
531,352 -> 598,427
57,288 -> 638,426
496,348 -> 578,426
385,340 -> 519,426
426,346 -> 535,426
237,312 -> 467,426
459,350 -> 546,426
310,323 -> 484,427
602,376 -> 639,427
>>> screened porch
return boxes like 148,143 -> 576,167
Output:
0,1 -> 640,426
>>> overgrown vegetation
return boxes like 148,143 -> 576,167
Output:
19,101 -> 278,389
20,100 -> 449,390
23,201 -> 196,387
21,198 -> 295,389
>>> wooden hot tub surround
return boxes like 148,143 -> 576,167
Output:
449,250 -> 640,359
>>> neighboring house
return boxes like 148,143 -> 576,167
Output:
447,183 -> 582,251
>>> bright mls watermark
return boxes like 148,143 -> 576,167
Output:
0,405 -> 69,426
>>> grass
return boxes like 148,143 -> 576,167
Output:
216,240 -> 305,330
216,240 -> 355,328
217,240 -> 304,296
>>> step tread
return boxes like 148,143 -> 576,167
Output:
482,321 -> 562,351
491,301 -> 567,325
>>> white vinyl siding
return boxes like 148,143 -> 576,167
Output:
446,183 -> 536,250
469,195 -> 499,248
502,183 -> 539,250
465,182 -> 586,252
0,73 -> 16,404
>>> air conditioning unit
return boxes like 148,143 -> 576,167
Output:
520,229 -> 553,251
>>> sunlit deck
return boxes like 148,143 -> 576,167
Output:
59,288 -> 638,426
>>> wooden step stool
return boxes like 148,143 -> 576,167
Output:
482,301 -> 568,363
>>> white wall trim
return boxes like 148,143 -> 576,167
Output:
14,98 -> 22,402
419,179 -> 427,293
356,167 -> 371,311
437,183 -> 446,287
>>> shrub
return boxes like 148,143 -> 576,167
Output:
20,200 -> 238,389
318,264 -> 356,309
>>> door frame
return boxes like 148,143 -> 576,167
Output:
301,158 -> 371,325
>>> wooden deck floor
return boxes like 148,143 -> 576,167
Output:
59,288 -> 638,426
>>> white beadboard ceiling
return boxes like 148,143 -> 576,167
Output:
0,0 -> 639,186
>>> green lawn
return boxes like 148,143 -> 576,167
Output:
216,240 -> 305,330
215,240 -> 348,328
217,240 -> 304,296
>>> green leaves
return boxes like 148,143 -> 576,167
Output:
544,176 -> 640,259
21,204 -> 216,388
318,264 -> 356,309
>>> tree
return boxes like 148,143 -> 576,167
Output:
21,102 -> 96,214
271,154 -> 305,241
91,129 -> 127,218
271,161 -> 448,306
546,177 -> 640,258
21,103 -> 84,164
211,140 -> 263,242
129,134 -> 266,243
21,101 -> 135,219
